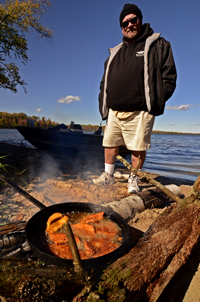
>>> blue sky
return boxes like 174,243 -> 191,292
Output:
1,0 -> 200,133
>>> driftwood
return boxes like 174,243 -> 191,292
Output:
116,155 -> 183,204
1,161 -> 200,301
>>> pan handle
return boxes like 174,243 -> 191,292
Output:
0,174 -> 46,210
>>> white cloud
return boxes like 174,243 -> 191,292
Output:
177,105 -> 190,111
166,105 -> 178,110
36,108 -> 42,112
166,104 -> 190,111
57,95 -> 81,104
169,123 -> 176,126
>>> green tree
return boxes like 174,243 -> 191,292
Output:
46,117 -> 51,128
0,0 -> 53,93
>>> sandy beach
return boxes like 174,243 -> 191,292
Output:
0,142 -> 199,301
0,141 -> 193,223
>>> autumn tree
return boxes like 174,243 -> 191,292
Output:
0,0 -> 53,93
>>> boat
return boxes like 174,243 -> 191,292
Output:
16,123 -> 130,158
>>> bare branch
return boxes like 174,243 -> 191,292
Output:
116,154 -> 183,204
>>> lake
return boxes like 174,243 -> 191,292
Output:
0,129 -> 199,183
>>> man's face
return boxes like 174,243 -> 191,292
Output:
121,13 -> 142,42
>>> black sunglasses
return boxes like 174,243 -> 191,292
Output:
121,16 -> 138,28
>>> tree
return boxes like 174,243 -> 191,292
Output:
0,0 -> 53,93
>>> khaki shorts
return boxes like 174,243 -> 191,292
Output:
103,109 -> 155,151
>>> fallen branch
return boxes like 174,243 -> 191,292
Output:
117,155 -> 183,204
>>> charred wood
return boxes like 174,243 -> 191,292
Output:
139,187 -> 172,209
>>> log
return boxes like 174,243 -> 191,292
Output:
0,222 -> 28,259
139,186 -> 179,209
0,221 -> 26,236
89,203 -> 200,302
102,185 -> 180,223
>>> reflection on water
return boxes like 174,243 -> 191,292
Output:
0,129 -> 200,182
120,133 -> 200,183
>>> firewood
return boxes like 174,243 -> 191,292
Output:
0,221 -> 26,236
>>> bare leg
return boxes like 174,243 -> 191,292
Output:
104,147 -> 119,164
92,147 -> 119,184
127,150 -> 146,193
131,150 -> 146,169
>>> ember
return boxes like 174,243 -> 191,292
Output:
45,212 -> 123,260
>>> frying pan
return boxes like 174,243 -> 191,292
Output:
0,175 -> 134,270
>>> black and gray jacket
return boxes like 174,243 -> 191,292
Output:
99,23 -> 177,119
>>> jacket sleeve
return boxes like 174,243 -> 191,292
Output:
98,58 -> 109,120
158,38 -> 177,101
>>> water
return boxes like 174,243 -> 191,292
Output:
0,128 -> 35,148
143,133 -> 200,183
0,129 -> 199,183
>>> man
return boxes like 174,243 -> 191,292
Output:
93,4 -> 177,193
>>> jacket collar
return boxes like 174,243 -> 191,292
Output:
122,23 -> 154,46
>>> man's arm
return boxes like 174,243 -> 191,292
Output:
98,58 -> 109,119
159,39 -> 177,101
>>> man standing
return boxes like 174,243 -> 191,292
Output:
93,4 -> 177,193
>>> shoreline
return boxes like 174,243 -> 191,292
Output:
0,141 -> 194,187
1,125 -> 200,135
0,140 -> 194,224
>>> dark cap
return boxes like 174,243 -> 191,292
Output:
119,4 -> 143,27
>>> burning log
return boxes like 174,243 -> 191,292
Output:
103,184 -> 181,224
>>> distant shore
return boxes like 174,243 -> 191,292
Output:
1,111 -> 199,135
0,126 -> 200,136
152,130 -> 200,135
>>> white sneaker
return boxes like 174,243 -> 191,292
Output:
127,175 -> 140,193
92,171 -> 116,185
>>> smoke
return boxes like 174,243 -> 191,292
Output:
29,150 -> 103,184
36,154 -> 61,181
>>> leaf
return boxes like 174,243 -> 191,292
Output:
0,154 -> 11,159
0,0 -> 54,93
17,168 -> 27,175
0,162 -> 10,172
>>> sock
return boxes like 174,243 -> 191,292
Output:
105,163 -> 115,176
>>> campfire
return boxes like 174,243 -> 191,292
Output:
1,157 -> 200,302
